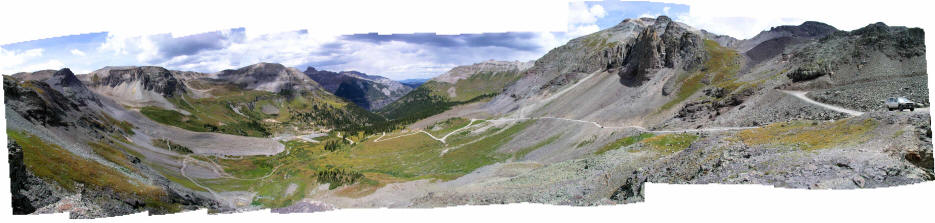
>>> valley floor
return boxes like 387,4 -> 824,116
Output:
165,87 -> 931,212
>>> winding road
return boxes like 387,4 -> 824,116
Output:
373,89 -> 887,147
780,90 -> 865,116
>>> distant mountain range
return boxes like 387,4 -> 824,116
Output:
398,78 -> 431,88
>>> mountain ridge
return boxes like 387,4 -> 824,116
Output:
303,67 -> 413,110
3,16 -> 930,218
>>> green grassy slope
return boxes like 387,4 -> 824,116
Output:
378,70 -> 522,126
140,80 -> 388,136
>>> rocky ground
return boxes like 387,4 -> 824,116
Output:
808,75 -> 929,112
405,112 -> 933,207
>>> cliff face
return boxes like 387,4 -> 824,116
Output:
432,60 -> 533,84
786,22 -> 925,84
85,66 -> 187,97
486,16 -> 708,119
619,18 -> 707,83
78,66 -> 186,112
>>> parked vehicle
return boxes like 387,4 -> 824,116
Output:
884,97 -> 916,111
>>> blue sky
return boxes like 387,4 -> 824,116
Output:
0,1 -> 691,80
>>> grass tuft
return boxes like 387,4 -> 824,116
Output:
595,132 -> 655,155
737,118 -> 878,151
642,133 -> 699,155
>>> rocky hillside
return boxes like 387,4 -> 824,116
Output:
3,16 -> 930,218
378,60 -> 531,123
213,62 -> 320,93
80,66 -> 188,113
79,63 -> 388,136
304,67 -> 412,110
5,69 -> 218,218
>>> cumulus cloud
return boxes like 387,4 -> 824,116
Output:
18,59 -> 66,73
0,47 -> 46,74
343,32 -> 544,52
675,14 -> 803,39
566,2 -> 608,40
569,2 -> 606,24
90,28 -> 552,79
299,32 -> 551,79
98,28 -> 249,65
4,1 -> 698,79
70,49 -> 86,56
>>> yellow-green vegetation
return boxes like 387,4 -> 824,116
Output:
704,40 -> 742,83
737,118 -> 878,151
194,120 -> 535,207
660,73 -> 706,111
7,130 -> 180,212
642,133 -> 700,155
379,70 -> 520,126
153,165 -> 207,192
595,132 -> 655,155
427,117 -> 471,135
143,80 -> 390,137
100,112 -> 135,135
575,135 -> 597,148
450,71 -> 523,102
316,167 -> 363,189
321,120 -> 536,180
151,138 -> 193,154
87,141 -> 135,171
514,134 -> 562,160
199,139 -> 320,207
581,33 -> 619,50
660,40 -> 741,111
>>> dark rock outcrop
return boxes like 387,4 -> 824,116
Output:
3,77 -> 77,126
619,17 -> 706,84
304,67 -> 412,110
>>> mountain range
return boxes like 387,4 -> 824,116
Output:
4,16 -> 931,218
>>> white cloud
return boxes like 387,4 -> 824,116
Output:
567,24 -> 601,37
70,49 -> 86,56
98,34 -> 137,55
563,2 -> 609,42
0,47 -> 45,74
675,14 -> 803,39
567,2 -> 606,35
89,28 -> 554,80
18,59 -> 65,73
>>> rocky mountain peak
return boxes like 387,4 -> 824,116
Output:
770,21 -> 837,38
44,68 -> 100,106
304,66 -> 318,73
85,66 -> 186,97
50,68 -> 82,88
853,22 -> 893,36
737,21 -> 838,53
215,62 -> 318,92
619,18 -> 706,83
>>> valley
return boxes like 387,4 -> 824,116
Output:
4,16 -> 931,218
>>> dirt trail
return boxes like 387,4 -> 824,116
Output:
180,155 -> 283,208
378,115 -> 758,154
781,90 -> 865,116
180,156 -> 224,205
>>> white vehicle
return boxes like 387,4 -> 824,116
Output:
884,97 -> 916,111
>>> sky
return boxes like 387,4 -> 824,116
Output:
0,0 -> 838,80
